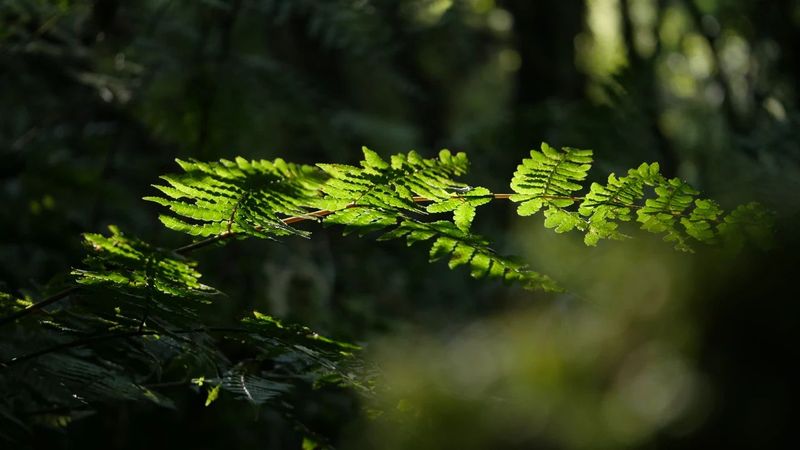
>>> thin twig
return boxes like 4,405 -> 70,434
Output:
0,286 -> 81,327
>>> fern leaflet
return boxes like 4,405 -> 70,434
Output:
378,220 -> 560,291
71,225 -> 217,329
317,146 -> 471,212
510,142 -> 593,216
146,157 -> 324,240
579,162 -> 660,245
513,144 -> 772,252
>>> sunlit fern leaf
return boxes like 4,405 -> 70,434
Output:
680,199 -> 724,243
636,178 -> 699,251
510,143 -> 593,216
378,220 -> 561,291
146,157 -> 325,240
71,225 -> 217,328
579,163 -> 661,245
322,206 -> 399,236
316,147 -> 471,212
425,186 -> 493,232
542,208 -> 586,234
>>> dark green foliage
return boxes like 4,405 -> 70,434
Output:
0,227 -> 364,442
635,178 -> 700,250
193,310 -> 365,408
258,0 -> 394,57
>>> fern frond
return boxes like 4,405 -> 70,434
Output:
322,206 -> 399,236
1,226 -> 369,439
680,199 -> 724,243
636,178 -> 700,251
71,225 -> 217,329
579,163 -> 660,245
378,220 -> 560,291
510,143 -> 593,216
511,144 -> 773,252
146,157 -> 325,240
318,148 -> 552,288
317,147 -> 471,212
425,186 -> 494,232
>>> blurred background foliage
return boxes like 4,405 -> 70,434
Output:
1,0 -> 798,448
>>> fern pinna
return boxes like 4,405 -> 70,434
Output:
0,143 -> 771,442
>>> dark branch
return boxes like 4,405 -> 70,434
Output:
0,286 -> 81,327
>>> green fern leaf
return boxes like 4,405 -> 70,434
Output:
543,208 -> 585,233
379,220 -> 560,291
71,225 -> 217,328
322,207 -> 399,236
510,143 -> 593,215
636,178 -> 699,251
425,186 -> 493,232
680,199 -> 723,243
146,157 -> 324,240
578,163 -> 660,245
318,147 -> 471,213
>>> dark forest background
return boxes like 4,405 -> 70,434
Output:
2,0 -> 799,448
